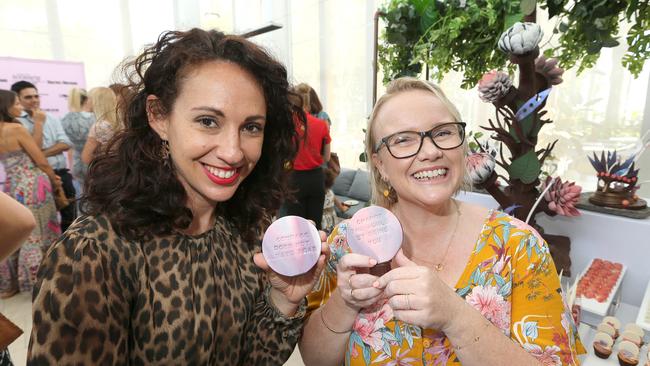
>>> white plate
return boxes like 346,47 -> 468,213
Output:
576,258 -> 626,317
344,199 -> 359,206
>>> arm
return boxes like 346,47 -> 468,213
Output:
42,142 -> 70,157
0,192 -> 36,262
240,285 -> 309,364
29,110 -> 46,148
43,142 -> 70,156
334,197 -> 349,212
42,116 -> 72,156
321,122 -> 332,163
379,251 -> 544,366
27,234 -> 131,365
81,137 -> 100,165
16,126 -> 60,188
322,143 -> 331,163
299,226 -> 381,366
245,231 -> 329,364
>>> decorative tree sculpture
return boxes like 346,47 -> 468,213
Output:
467,22 -> 582,275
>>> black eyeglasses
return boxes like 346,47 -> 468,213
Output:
374,122 -> 466,159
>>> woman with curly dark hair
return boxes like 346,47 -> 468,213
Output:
27,28 -> 327,365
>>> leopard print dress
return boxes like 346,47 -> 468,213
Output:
27,215 -> 306,365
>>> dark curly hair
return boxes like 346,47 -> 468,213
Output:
82,28 -> 301,244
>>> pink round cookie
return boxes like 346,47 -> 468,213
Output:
262,216 -> 321,276
346,206 -> 403,262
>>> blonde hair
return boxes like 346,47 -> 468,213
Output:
67,88 -> 88,112
293,83 -> 312,111
365,77 -> 471,208
89,87 -> 120,132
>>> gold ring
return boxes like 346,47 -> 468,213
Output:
406,293 -> 411,310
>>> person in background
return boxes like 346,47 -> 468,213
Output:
0,89 -> 61,299
27,28 -> 327,365
309,85 -> 331,126
284,83 -> 331,230
11,80 -> 75,232
300,78 -> 584,365
81,87 -> 119,164
322,166 -> 351,233
0,191 -> 36,366
61,88 -> 96,190
109,83 -> 130,127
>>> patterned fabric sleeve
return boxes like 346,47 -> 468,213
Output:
27,228 -> 134,365
508,219 -> 585,366
242,285 -> 307,365
307,222 -> 350,314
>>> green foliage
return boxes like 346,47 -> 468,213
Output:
379,0 -> 650,88
542,0 -> 649,77
378,1 -> 423,82
467,130 -> 486,153
379,0 -> 521,88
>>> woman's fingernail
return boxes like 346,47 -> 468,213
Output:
369,259 -> 377,266
372,281 -> 380,288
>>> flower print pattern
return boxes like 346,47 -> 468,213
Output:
306,210 -> 585,365
465,285 -> 511,332
0,150 -> 59,295
523,343 -> 562,366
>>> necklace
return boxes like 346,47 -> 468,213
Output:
403,200 -> 461,271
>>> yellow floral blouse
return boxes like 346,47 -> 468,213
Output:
307,210 -> 585,365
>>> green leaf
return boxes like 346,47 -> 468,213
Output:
558,22 -> 568,32
419,2 -> 438,32
504,12 -> 523,31
520,0 -> 536,16
507,150 -> 542,184
359,152 -> 367,162
411,0 -> 429,15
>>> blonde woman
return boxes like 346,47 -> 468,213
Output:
81,87 -> 119,165
300,78 -> 584,365
61,88 -> 95,187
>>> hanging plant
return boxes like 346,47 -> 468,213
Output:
542,0 -> 650,77
378,0 -> 650,88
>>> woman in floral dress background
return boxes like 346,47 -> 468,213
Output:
300,78 -> 584,366
0,90 -> 61,298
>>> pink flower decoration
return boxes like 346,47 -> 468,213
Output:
465,285 -> 511,332
478,70 -> 512,103
466,152 -> 496,185
542,176 -> 582,217
523,343 -> 562,366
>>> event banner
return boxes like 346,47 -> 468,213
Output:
0,57 -> 85,188
0,57 -> 86,118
